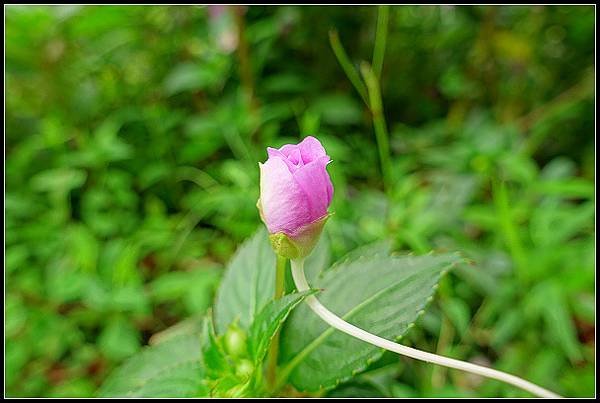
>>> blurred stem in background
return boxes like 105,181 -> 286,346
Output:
372,5 -> 389,80
328,30 -> 369,107
234,6 -> 256,111
231,5 -> 260,166
518,67 -> 595,156
329,5 -> 393,208
431,315 -> 454,390
492,180 -> 528,286
361,62 -> 392,196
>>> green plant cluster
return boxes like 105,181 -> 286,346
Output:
5,5 -> 594,397
98,229 -> 461,397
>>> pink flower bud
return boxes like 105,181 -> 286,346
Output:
258,136 -> 333,259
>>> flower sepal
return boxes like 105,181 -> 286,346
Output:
268,213 -> 332,259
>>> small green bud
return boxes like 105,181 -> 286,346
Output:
224,322 -> 247,358
235,358 -> 254,380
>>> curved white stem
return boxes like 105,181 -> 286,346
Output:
291,258 -> 560,398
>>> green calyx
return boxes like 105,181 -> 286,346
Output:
268,214 -> 331,260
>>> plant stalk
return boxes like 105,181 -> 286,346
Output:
266,254 -> 287,391
372,5 -> 389,80
328,30 -> 369,107
285,258 -> 561,398
234,6 -> 255,108
361,62 -> 392,195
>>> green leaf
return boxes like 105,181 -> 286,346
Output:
327,381 -> 387,397
201,315 -> 259,397
208,374 -> 252,398
442,297 -> 471,338
304,233 -> 332,283
530,200 -> 594,247
280,251 -> 463,392
213,227 -> 276,334
30,168 -> 87,193
148,268 -> 220,308
490,308 -> 524,349
163,60 -> 228,95
98,316 -> 141,361
532,178 -> 594,199
99,332 -> 207,397
527,281 -> 583,363
149,315 -> 205,346
328,239 -> 392,274
312,94 -> 363,125
247,290 -> 316,365
291,239 -> 392,296
201,316 -> 231,380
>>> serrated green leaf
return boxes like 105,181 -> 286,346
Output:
98,332 -> 206,397
328,239 -> 392,274
304,233 -> 331,283
128,362 -> 208,398
149,315 -> 205,346
280,251 -> 462,392
213,227 -> 276,334
247,290 -> 316,365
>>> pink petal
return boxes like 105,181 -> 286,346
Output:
259,157 -> 311,235
267,147 -> 298,172
298,136 -> 328,164
292,155 -> 333,221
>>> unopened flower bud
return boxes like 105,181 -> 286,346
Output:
257,136 -> 333,259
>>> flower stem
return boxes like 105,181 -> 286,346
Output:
234,6 -> 256,109
266,254 -> 287,391
361,62 -> 392,195
328,27 -> 392,197
372,5 -> 389,80
287,258 -> 561,398
328,29 -> 369,107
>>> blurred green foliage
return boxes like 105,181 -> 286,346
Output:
5,5 -> 594,397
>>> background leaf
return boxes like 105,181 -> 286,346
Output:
97,315 -> 141,361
